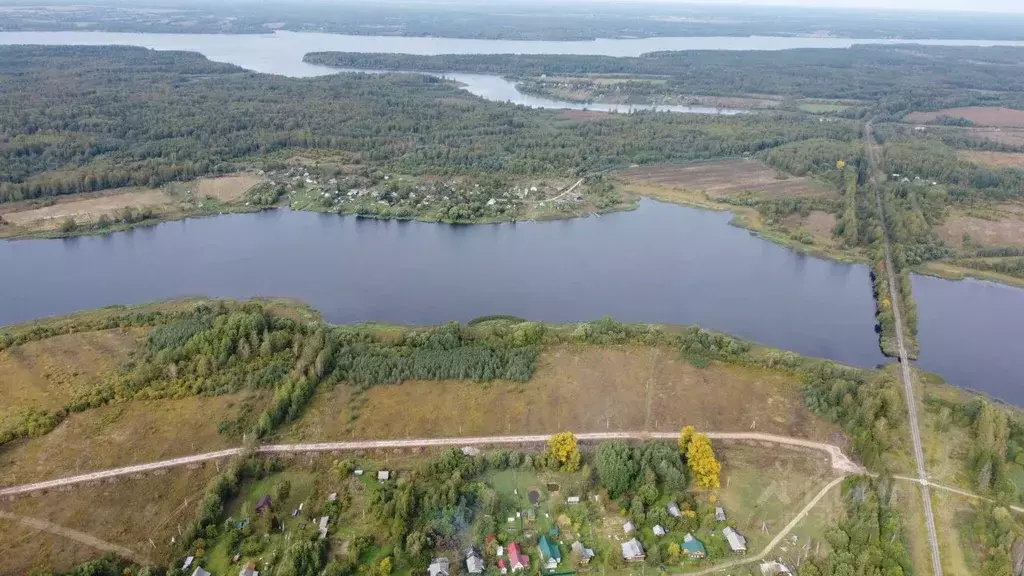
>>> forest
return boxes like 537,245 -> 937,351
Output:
305,45 -> 1024,109
0,45 -> 857,204
6,2 -> 1024,41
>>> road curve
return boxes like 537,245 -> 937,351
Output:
686,475 -> 846,575
0,431 -> 861,498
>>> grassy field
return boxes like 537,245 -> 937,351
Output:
618,160 -> 834,201
0,393 -> 264,485
0,173 -> 265,239
0,467 -> 218,569
932,491 -> 980,576
906,107 -> 1024,128
938,202 -> 1024,249
0,328 -> 142,431
0,520 -> 100,576
715,444 -> 838,557
286,344 -> 839,443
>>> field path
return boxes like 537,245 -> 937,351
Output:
0,431 -> 862,497
0,509 -> 152,565
685,475 -> 846,575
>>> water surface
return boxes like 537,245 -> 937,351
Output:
0,202 -> 887,370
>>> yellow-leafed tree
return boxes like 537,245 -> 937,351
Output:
549,431 -> 582,472
679,426 -> 721,490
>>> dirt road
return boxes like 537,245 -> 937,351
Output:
0,431 -> 860,498
0,509 -> 152,565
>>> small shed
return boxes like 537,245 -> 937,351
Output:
328,492 -> 338,502
378,470 -> 390,481
667,501 -> 681,517
760,561 -> 793,576
182,556 -> 194,570
318,516 -> 329,539
255,495 -> 272,514
715,506 -> 727,522
192,568 -> 212,576
354,469 -> 364,476
239,561 -> 259,576
623,521 -> 635,534
566,496 -> 581,504
653,525 -> 666,537
621,538 -> 646,562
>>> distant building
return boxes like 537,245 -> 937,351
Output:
182,556 -> 195,570
318,516 -> 329,539
623,521 -> 635,534
378,470 -> 390,481
715,506 -> 727,522
255,495 -> 272,514
428,557 -> 451,576
466,548 -> 484,574
538,535 -> 561,571
192,568 -> 212,576
571,541 -> 595,566
621,538 -> 646,562
498,559 -> 507,574
667,502 -> 681,517
653,525 -> 666,537
723,527 -> 747,554
566,496 -> 581,504
239,561 -> 259,576
682,533 -> 707,559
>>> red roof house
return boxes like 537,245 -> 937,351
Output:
507,542 -> 529,572
497,559 -> 507,574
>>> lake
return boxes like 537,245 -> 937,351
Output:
0,201 -> 889,371
1,29 -> 1023,403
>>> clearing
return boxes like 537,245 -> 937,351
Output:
906,106 -> 1024,128
963,127 -> 1024,147
286,344 -> 839,443
960,150 -> 1024,169
938,202 -> 1024,248
0,467 -> 217,572
618,160 -> 833,201
0,173 -> 265,236
0,393 -> 264,485
0,328 -> 142,430
0,520 -> 99,576
1,188 -> 170,229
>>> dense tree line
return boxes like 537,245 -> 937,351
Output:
0,45 -> 855,204
306,45 -> 1024,105
797,478 -> 914,576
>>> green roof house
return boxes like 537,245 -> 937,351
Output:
538,535 -> 562,571
681,533 -> 707,559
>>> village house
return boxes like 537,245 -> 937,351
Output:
566,496 -> 580,504
428,557 -> 450,576
239,561 -> 259,576
466,548 -> 484,574
191,568 -> 211,576
497,559 -> 507,574
682,533 -> 707,559
621,538 -> 646,562
318,516 -> 329,539
507,541 -> 529,572
378,470 -> 390,482
715,506 -> 727,522
571,541 -> 595,566
653,525 -> 666,537
623,520 -> 635,534
723,527 -> 747,554
538,535 -> 561,571
182,556 -> 194,570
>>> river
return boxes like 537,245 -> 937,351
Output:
2,30 -> 1023,113
1,30 -> 1023,404
0,202 -> 888,370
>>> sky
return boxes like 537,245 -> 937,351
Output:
579,0 -> 1024,14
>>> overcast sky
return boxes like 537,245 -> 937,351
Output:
579,0 -> 1024,13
